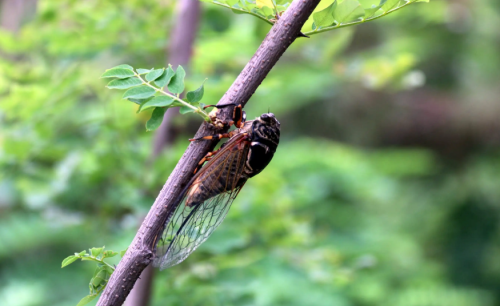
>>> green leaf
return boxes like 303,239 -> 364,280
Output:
186,81 -> 205,103
146,68 -> 165,82
128,97 -> 152,105
137,68 -> 152,75
120,248 -> 128,257
359,0 -> 385,18
138,96 -> 175,113
381,0 -> 400,12
91,268 -> 109,287
90,247 -> 104,257
168,65 -> 186,94
154,66 -> 175,88
103,250 -> 118,258
112,64 -> 134,70
61,255 -> 78,268
106,77 -> 142,89
78,250 -> 87,256
313,1 -> 337,28
260,6 -> 274,18
101,68 -> 135,79
146,107 -> 167,131
81,257 -> 96,261
334,0 -> 365,23
76,295 -> 98,306
123,86 -> 156,99
179,106 -> 195,114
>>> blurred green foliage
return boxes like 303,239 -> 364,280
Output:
1,0 -> 500,306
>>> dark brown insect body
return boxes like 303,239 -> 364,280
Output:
154,107 -> 280,270
186,113 -> 280,207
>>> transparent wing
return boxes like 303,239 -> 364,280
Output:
153,135 -> 249,270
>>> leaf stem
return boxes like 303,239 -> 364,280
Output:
85,256 -> 116,271
134,72 -> 211,121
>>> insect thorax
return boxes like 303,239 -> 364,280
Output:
244,119 -> 280,178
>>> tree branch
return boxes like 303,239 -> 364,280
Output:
97,0 -> 321,305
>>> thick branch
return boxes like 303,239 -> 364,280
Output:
97,1 -> 321,305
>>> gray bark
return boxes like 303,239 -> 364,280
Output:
97,1 -> 321,305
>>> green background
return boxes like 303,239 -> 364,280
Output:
1,0 -> 500,305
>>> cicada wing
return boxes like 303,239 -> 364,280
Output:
153,187 -> 243,270
153,136 -> 250,270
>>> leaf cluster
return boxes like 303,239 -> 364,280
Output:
203,0 -> 428,35
61,247 -> 126,306
102,64 -> 209,131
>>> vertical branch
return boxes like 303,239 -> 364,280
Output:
0,0 -> 37,33
97,1 -> 321,305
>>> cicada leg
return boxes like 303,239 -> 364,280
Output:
203,103 -> 245,128
189,104 -> 245,174
189,130 -> 236,142
193,148 -> 221,174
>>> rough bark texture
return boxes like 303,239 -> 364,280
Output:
97,1 -> 321,305
125,1 -> 201,305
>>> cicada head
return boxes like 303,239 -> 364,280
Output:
255,112 -> 280,145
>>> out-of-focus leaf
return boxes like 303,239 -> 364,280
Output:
260,6 -> 274,18
122,85 -> 156,99
138,96 -> 175,113
76,295 -> 98,306
146,107 -> 167,131
103,251 -> 118,258
334,0 -> 365,23
61,255 -> 78,268
146,68 -> 165,82
179,106 -> 195,114
360,0 -> 386,18
313,2 -> 337,28
90,247 -> 104,257
128,97 -> 153,105
256,0 -> 274,8
381,0 -> 400,12
168,65 -> 186,94
106,77 -> 142,89
91,268 -> 108,287
101,68 -> 135,79
137,68 -> 152,75
186,81 -> 205,103
112,64 -> 134,70
155,66 -> 175,88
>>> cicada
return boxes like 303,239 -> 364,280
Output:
153,104 -> 280,270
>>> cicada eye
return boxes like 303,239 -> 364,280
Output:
260,113 -> 270,122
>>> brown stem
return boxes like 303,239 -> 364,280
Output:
96,1 -> 321,305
